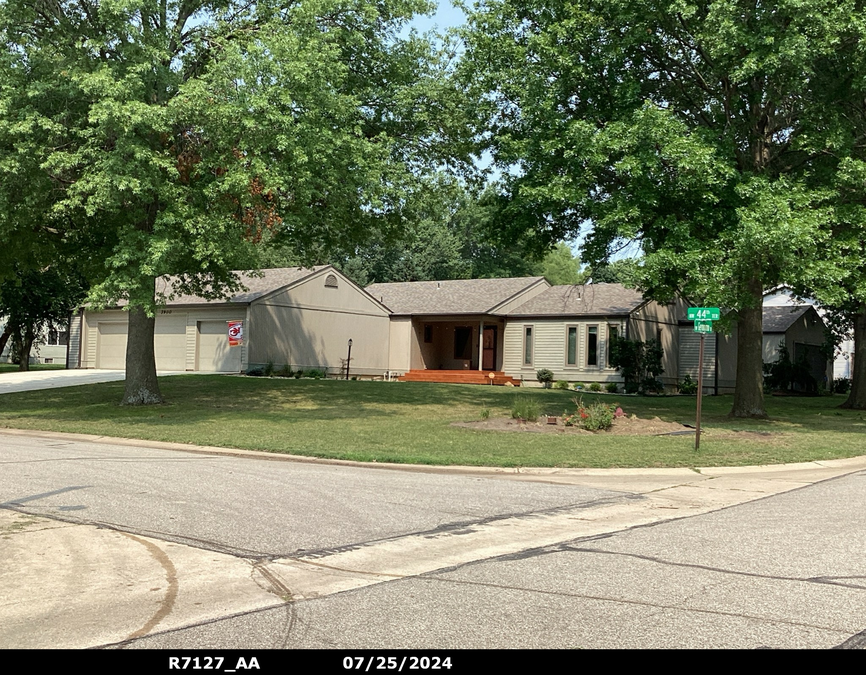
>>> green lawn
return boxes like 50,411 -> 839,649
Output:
0,363 -> 66,374
0,375 -> 863,468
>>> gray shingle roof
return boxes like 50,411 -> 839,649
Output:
365,277 -> 547,315
507,283 -> 646,317
155,266 -> 328,306
763,305 -> 813,333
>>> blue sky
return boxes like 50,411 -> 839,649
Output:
410,1 -> 467,33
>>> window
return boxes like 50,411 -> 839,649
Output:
523,326 -> 533,365
566,326 -> 577,365
454,327 -> 472,359
324,274 -> 338,288
46,324 -> 68,346
607,325 -> 619,367
586,326 -> 598,366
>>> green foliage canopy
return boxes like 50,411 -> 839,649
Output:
0,0 -> 455,401
459,0 -> 864,416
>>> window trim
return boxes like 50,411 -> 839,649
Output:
565,324 -> 578,367
606,324 -> 620,369
586,324 -> 599,367
523,325 -> 534,366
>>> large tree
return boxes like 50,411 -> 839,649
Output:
0,264 -> 85,370
0,0 -> 448,403
459,0 -> 861,417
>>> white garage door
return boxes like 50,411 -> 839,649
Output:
154,316 -> 187,371
196,321 -> 242,372
96,322 -> 128,369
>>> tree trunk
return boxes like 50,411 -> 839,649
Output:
841,304 -> 866,410
730,280 -> 767,418
0,327 -> 10,361
121,306 -> 163,405
17,325 -> 34,372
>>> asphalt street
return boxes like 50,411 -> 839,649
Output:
1,428 -> 865,650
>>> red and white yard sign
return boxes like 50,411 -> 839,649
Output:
227,320 -> 244,347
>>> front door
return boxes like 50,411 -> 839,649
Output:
482,326 -> 497,370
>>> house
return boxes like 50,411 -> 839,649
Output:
367,278 -> 691,388
366,276 -> 550,383
763,287 -> 853,380
710,305 -> 833,393
502,283 -> 692,387
0,319 -> 70,366
71,266 -> 392,376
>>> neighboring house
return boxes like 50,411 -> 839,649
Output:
503,283 -> 692,388
763,287 -> 853,380
72,266 -> 392,376
366,276 -> 550,382
713,305 -> 833,393
0,318 -> 69,366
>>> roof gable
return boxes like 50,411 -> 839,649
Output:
762,305 -> 817,333
158,267 -> 329,306
506,283 -> 645,317
365,277 -> 548,315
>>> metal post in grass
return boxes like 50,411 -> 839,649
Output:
687,307 -> 719,451
346,338 -> 353,380
696,332 -> 704,451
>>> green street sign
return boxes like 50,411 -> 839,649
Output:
694,320 -> 713,334
688,307 -> 720,321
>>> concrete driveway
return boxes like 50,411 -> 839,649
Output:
0,369 -> 186,394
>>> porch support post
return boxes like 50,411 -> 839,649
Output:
478,320 -> 484,370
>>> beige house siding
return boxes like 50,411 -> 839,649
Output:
679,330 -> 718,392
626,298 -> 683,387
263,268 -> 390,318
488,280 -> 551,314
244,266 -> 390,376
716,326 -> 738,394
248,303 -> 389,375
68,310 -> 83,368
388,318 -> 412,373
503,319 -> 623,385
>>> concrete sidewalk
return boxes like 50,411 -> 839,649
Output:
2,429 -> 865,648
0,370 -> 187,394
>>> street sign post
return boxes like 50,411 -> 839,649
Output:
688,308 -> 719,451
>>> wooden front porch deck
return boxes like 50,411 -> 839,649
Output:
398,370 -> 522,386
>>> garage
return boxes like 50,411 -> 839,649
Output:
196,320 -> 242,372
73,266 -> 393,377
96,322 -> 127,369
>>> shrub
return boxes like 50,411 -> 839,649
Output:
536,369 -> 555,387
833,377 -> 851,395
605,382 -> 619,394
246,368 -> 264,377
763,343 -> 817,393
554,380 -> 571,390
641,377 -> 665,394
264,361 -> 275,377
572,397 -> 615,431
573,382 -> 584,391
609,336 -> 665,394
511,395 -> 539,421
305,368 -> 325,379
480,408 -> 490,420
677,374 -> 698,395
293,370 -> 304,379
588,382 -> 602,392
276,364 -> 293,378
